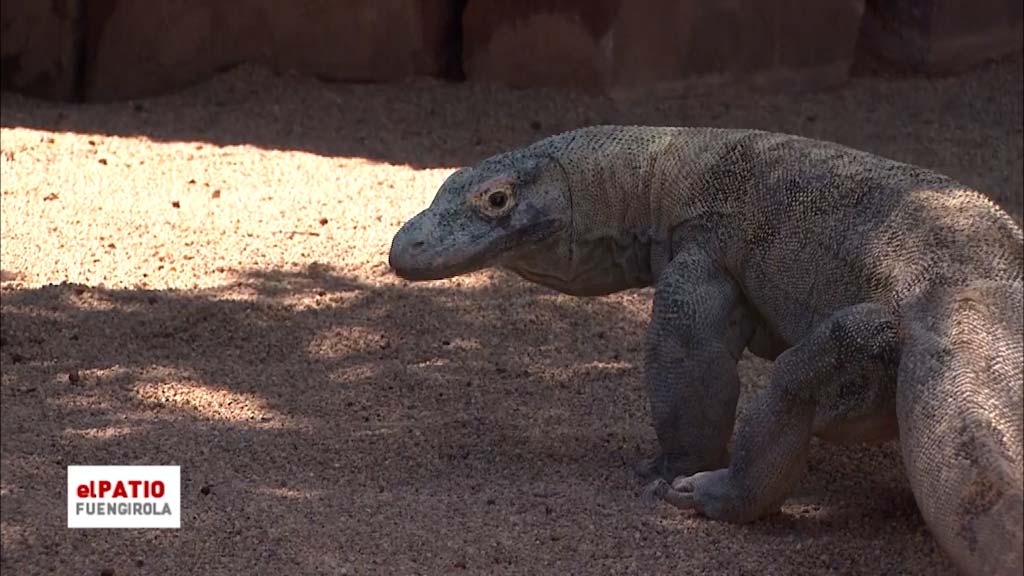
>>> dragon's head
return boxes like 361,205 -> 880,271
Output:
389,153 -> 571,281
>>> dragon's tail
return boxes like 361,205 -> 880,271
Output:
897,281 -> 1023,576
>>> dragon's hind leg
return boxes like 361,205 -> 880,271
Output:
898,282 -> 1023,576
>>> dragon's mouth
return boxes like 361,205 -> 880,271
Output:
388,211 -> 500,281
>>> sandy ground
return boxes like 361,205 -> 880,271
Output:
1,56 -> 1021,576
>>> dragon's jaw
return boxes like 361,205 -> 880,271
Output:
388,208 -> 502,281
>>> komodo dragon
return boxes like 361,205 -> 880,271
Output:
388,126 -> 1023,575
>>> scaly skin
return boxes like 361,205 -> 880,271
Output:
389,126 -> 1024,575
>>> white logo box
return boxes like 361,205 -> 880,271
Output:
67,465 -> 180,528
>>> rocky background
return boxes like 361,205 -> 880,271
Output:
2,0 -> 1022,101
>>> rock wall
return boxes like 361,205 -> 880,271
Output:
462,0 -> 866,92
3,0 -> 458,101
858,0 -> 1023,73
1,0 -> 1021,101
1,0 -> 81,100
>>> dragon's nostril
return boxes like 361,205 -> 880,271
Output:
412,240 -> 425,249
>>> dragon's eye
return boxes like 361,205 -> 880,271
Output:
487,190 -> 508,210
475,184 -> 514,217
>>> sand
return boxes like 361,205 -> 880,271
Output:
1,56 -> 1021,575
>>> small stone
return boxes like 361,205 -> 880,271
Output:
171,201 -> 180,208
211,189 -> 221,199
200,484 -> 212,496
98,158 -> 108,165
68,371 -> 81,384
318,218 -> 329,226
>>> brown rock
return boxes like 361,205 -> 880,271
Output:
0,0 -> 81,100
259,0 -> 458,83
82,0 -> 458,100
462,0 -> 620,90
858,0 -> 1023,73
80,0 -> 237,101
462,0 -> 866,93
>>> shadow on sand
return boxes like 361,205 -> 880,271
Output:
0,263 -> 946,574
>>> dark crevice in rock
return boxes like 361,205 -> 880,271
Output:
443,0 -> 469,81
70,0 -> 87,102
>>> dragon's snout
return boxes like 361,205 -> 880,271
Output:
389,214 -> 434,280
390,207 -> 499,281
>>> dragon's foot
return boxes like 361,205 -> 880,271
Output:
641,478 -> 670,506
656,468 -> 777,524
644,469 -> 744,518
642,477 -> 699,510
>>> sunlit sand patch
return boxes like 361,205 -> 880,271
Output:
250,485 -> 324,500
133,367 -> 301,429
327,363 -> 379,384
579,360 -> 635,371
0,125 -> 456,292
0,304 -> 67,323
51,365 -> 135,390
412,358 -> 450,369
444,338 -> 481,351
351,427 -> 398,438
62,425 -> 135,441
406,358 -> 455,388
307,326 -> 387,360
217,274 -> 369,306
268,289 -> 368,310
